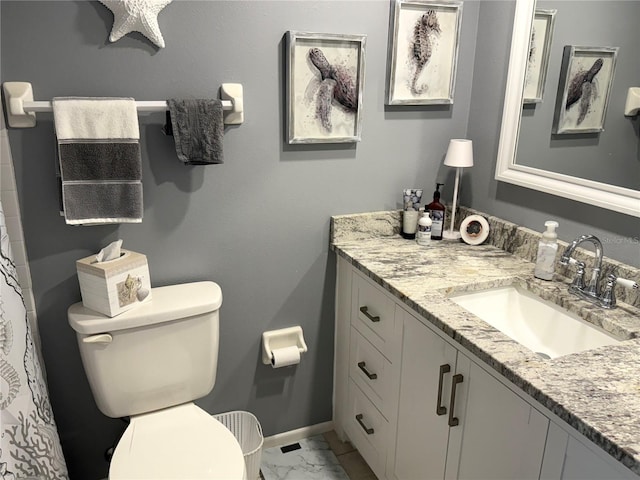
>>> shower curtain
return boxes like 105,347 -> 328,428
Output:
1,202 -> 68,478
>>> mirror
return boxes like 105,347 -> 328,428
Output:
495,0 -> 640,217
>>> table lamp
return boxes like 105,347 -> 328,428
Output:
442,139 -> 473,241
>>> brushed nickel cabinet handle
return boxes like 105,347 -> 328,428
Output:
448,373 -> 464,427
355,414 -> 374,435
359,306 -> 380,323
357,361 -> 378,380
436,364 -> 451,416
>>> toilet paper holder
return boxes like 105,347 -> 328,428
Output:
262,326 -> 308,365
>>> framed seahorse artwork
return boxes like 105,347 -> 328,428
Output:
286,31 -> 366,144
552,45 -> 619,134
523,9 -> 556,104
386,0 -> 462,105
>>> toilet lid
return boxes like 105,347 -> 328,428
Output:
109,403 -> 246,480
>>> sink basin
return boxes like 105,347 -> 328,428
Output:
450,285 -> 621,359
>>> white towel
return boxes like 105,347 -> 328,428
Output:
52,97 -> 143,225
53,97 -> 139,140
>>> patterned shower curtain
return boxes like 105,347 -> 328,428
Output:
1,201 -> 68,479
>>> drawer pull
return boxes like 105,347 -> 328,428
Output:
436,364 -> 451,416
357,361 -> 378,380
355,413 -> 374,435
359,306 -> 380,323
448,373 -> 464,427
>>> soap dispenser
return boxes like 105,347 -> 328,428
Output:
426,183 -> 445,240
534,221 -> 559,280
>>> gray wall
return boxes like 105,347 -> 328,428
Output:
1,1 -> 479,479
465,0 -> 640,267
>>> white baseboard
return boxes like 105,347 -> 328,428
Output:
262,420 -> 334,449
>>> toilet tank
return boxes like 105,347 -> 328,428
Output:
68,281 -> 222,418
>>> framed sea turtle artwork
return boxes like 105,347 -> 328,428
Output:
552,46 -> 619,134
386,0 -> 462,105
286,31 -> 366,144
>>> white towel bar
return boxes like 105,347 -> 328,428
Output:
22,100 -> 233,113
2,81 -> 244,128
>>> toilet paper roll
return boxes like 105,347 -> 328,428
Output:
270,346 -> 301,368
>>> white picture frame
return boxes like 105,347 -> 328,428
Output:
523,9 -> 556,104
552,45 -> 618,134
386,0 -> 462,105
286,31 -> 366,144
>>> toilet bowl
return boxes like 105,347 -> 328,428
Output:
109,403 -> 245,480
68,281 -> 246,480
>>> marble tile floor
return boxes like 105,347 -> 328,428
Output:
260,431 -> 377,480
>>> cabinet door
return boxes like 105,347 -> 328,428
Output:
392,312 -> 459,480
446,359 -> 549,480
561,435 -> 638,480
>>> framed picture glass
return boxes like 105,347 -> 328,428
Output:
552,45 -> 618,134
386,0 -> 462,105
523,9 -> 556,104
286,31 -> 366,144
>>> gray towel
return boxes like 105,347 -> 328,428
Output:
52,97 -> 143,225
167,99 -> 224,165
56,141 -> 143,221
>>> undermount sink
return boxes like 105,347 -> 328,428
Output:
450,285 -> 621,359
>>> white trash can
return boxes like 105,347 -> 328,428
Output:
214,410 -> 264,480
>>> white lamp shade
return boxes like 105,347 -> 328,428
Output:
444,139 -> 474,168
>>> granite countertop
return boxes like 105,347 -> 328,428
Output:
330,210 -> 640,475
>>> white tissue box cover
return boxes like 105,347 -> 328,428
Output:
76,249 -> 151,317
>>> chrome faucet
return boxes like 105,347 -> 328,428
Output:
559,234 -> 603,299
559,234 -> 639,309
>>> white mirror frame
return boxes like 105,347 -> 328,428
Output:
495,0 -> 640,217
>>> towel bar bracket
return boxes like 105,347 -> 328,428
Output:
3,82 -> 37,128
221,83 -> 244,125
2,81 -> 245,128
624,87 -> 640,117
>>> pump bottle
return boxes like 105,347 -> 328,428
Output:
534,221 -> 559,280
426,183 -> 445,240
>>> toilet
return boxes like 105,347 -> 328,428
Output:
68,281 -> 247,480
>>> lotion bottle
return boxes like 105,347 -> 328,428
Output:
416,210 -> 432,246
534,221 -> 559,280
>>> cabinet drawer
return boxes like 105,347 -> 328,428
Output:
352,272 -> 396,360
346,380 -> 388,480
349,327 -> 393,419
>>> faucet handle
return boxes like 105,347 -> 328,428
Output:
599,274 -> 639,309
616,277 -> 640,290
568,260 -> 587,293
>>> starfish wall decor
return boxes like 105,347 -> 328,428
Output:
100,0 -> 172,49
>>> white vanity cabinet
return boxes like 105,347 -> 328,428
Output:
334,258 -> 548,480
333,257 -> 639,479
391,309 -> 548,480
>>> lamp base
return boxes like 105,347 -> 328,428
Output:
442,230 -> 462,241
